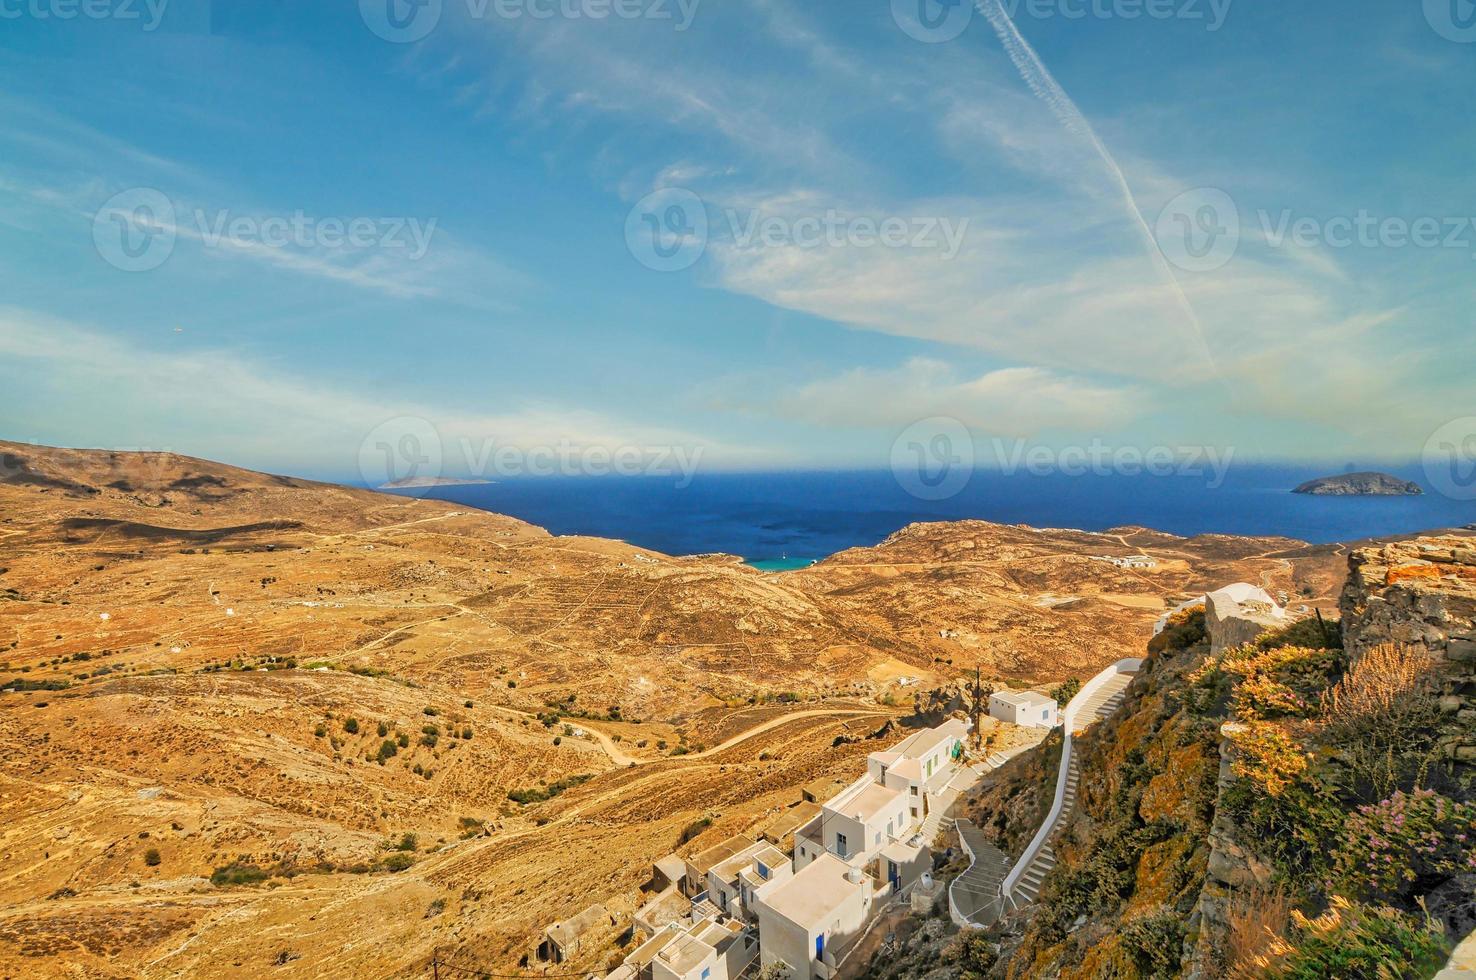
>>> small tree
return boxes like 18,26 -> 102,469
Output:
343,718 -> 359,735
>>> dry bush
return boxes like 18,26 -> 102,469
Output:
1320,644 -> 1440,800
1321,643 -> 1433,727
1225,884 -> 1292,979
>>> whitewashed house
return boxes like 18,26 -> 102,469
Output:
751,854 -> 878,980
988,690 -> 1059,729
606,915 -> 757,980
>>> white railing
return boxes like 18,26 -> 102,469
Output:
999,658 -> 1141,904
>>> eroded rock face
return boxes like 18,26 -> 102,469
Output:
1340,536 -> 1476,764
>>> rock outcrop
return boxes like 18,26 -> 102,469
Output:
1340,536 -> 1476,766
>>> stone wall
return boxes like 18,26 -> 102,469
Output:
1339,536 -> 1476,765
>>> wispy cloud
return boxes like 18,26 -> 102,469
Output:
0,310 -> 767,475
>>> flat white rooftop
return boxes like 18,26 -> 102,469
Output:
755,853 -> 867,932
828,775 -> 902,822
992,690 -> 1056,709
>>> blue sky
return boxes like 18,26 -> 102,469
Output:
0,0 -> 1472,481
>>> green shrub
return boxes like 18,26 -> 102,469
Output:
678,817 -> 712,844
144,848 -> 161,867
1119,910 -> 1183,978
377,721 -> 389,737
376,739 -> 399,762
1332,790 -> 1476,903
507,774 -> 592,805
380,852 -> 414,872
1050,677 -> 1081,706
396,732 -> 410,748
211,863 -> 269,887
343,718 -> 359,734
940,929 -> 997,980
1268,899 -> 1447,979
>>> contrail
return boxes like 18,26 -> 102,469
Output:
974,0 -> 1220,378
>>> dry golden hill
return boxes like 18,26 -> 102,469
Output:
0,441 -> 1369,978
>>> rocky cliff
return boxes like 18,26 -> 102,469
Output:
875,535 -> 1476,980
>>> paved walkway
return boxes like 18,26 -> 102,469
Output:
1006,672 -> 1133,910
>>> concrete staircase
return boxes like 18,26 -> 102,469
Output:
949,820 -> 1010,927
1004,669 -> 1135,911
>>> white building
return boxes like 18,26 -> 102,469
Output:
751,853 -> 878,980
988,689 -> 1059,729
704,840 -> 792,922
793,719 -> 966,872
607,915 -> 757,980
866,718 -> 969,828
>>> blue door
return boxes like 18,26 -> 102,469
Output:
888,860 -> 901,893
816,933 -> 825,961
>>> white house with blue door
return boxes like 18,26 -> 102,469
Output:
704,841 -> 791,923
751,854 -> 875,980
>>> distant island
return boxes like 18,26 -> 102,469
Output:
380,477 -> 492,489
1292,471 -> 1423,496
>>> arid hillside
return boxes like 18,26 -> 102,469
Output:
0,442 -> 1373,978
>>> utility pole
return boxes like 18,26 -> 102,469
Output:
965,668 -> 993,750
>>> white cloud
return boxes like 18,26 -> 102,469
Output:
768,359 -> 1143,436
0,310 -> 766,476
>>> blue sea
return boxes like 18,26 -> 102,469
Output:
393,465 -> 1475,567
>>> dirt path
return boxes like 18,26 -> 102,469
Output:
482,704 -> 889,768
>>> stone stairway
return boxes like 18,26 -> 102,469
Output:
1005,670 -> 1135,911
